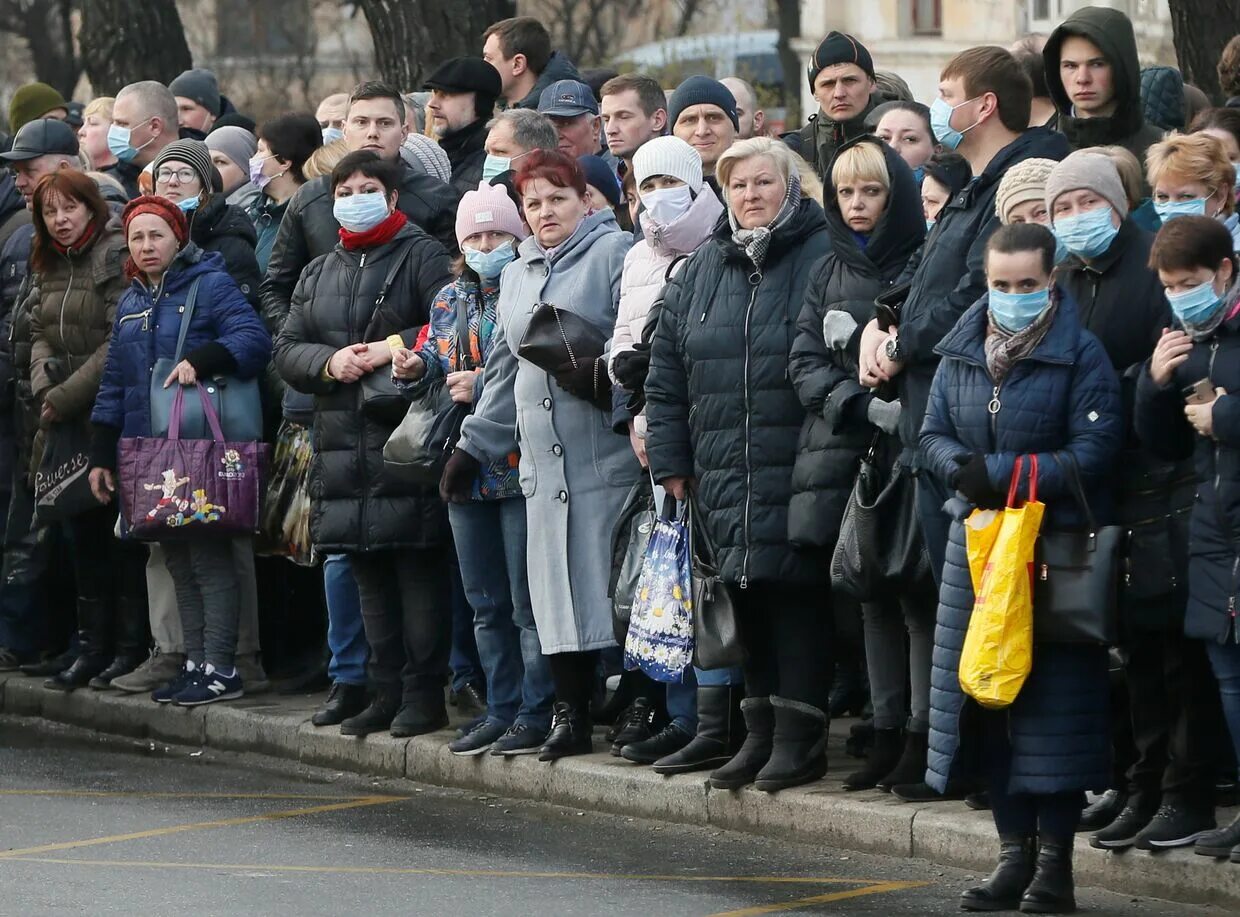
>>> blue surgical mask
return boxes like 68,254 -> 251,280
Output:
929,96 -> 979,151
176,196 -> 200,213
321,126 -> 344,145
482,154 -> 511,183
463,241 -> 516,279
1052,205 -> 1119,259
1054,235 -> 1069,264
989,287 -> 1051,332
912,166 -> 925,185
333,192 -> 391,232
925,218 -> 936,232
107,119 -> 153,163
1155,197 -> 1208,223
1166,274 -> 1223,326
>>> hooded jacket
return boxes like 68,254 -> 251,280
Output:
783,94 -> 878,183
1043,6 -> 1165,162
512,52 -> 583,110
787,136 -> 924,547
188,193 -> 261,308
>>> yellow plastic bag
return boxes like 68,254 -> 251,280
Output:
959,456 -> 1044,709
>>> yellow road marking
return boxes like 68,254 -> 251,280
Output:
0,790 -> 382,801
705,881 -> 929,916
0,795 -> 403,859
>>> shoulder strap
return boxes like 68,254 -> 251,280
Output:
455,290 -> 474,372
663,254 -> 689,284
172,276 -> 204,364
375,239 -> 419,307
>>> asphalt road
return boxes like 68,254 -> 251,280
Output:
0,717 -> 1218,917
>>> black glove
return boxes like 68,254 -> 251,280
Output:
951,453 -> 1003,508
552,356 -> 612,411
612,342 -> 650,392
439,448 -> 480,504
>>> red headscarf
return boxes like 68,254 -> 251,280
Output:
121,195 -> 189,279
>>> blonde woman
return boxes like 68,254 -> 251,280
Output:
1147,132 -> 1239,249
79,97 -> 116,171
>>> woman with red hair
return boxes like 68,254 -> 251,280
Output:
446,150 -> 639,761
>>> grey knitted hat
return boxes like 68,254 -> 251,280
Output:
152,139 -> 219,193
1045,150 -> 1129,219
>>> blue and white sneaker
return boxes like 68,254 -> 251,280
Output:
172,664 -> 243,706
151,661 -> 200,704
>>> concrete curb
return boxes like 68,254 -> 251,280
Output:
3,671 -> 1237,909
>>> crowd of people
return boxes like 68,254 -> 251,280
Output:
6,7 -> 1240,911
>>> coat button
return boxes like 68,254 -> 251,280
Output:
542,397 -> 552,409
557,490 -> 568,503
552,444 -> 562,456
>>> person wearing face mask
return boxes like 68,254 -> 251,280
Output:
205,126 -> 261,212
1137,215 -> 1240,863
922,222 -> 1122,913
104,82 -> 179,201
247,113 -> 321,274
995,157 -> 1069,266
275,151 -> 455,739
316,93 -> 349,146
150,140 -> 261,308
1147,132 -> 1240,252
391,182 -> 556,757
869,101 -> 938,184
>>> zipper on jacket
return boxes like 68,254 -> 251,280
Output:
58,258 -> 74,355
118,308 -> 152,332
1230,556 -> 1240,644
352,252 -> 369,550
987,383 -> 1003,448
740,270 -> 761,590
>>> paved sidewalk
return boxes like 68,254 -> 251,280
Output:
2,671 -> 1237,910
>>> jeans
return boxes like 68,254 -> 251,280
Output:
915,468 -> 951,588
161,537 -> 245,668
448,555 -> 484,693
863,595 -> 934,732
324,554 -> 367,687
665,665 -> 743,731
734,580 -> 833,710
146,542 -> 261,657
1207,640 -> 1240,765
450,498 -> 554,730
981,708 -> 1083,839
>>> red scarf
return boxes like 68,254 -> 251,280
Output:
338,209 -> 407,250
53,217 -> 101,257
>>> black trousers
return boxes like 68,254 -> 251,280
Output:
981,708 -> 1082,839
66,505 -> 148,656
351,547 -> 450,704
547,650 -> 599,716
734,580 -> 833,710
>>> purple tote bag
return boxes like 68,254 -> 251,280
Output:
119,384 -> 269,540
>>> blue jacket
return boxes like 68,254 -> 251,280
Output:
919,290 -> 1122,795
91,246 -> 271,456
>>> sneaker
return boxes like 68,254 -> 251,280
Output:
610,697 -> 659,755
448,719 -> 509,756
490,722 -> 547,756
1133,803 -> 1216,850
114,650 -> 187,694
1090,803 -> 1157,850
172,665 -> 244,706
152,662 -> 201,703
1195,812 -> 1240,858
1077,788 -> 1127,832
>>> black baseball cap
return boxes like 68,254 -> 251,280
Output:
0,118 -> 79,162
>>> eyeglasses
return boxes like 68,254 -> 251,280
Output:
155,168 -> 198,186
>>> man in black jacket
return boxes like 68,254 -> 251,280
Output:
424,57 -> 502,197
482,17 -> 582,112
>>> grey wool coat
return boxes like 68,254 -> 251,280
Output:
457,209 -> 639,653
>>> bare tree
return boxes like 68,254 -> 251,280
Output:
0,0 -> 79,97
774,0 -> 801,126
1168,0 -> 1240,102
78,0 -> 193,93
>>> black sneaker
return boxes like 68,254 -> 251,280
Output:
448,719 -> 508,756
151,663 -> 201,704
1133,803 -> 1215,850
610,697 -> 658,756
1077,788 -> 1127,832
490,722 -> 547,756
1090,803 -> 1157,850
1195,812 -> 1240,858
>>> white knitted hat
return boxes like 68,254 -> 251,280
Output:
633,136 -> 703,194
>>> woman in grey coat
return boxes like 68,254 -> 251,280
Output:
445,150 -> 638,762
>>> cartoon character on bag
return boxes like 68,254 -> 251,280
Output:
143,469 -> 191,520
167,489 -> 227,527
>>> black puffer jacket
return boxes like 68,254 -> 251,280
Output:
440,118 -> 488,198
273,223 -> 454,553
189,193 -> 261,308
646,196 -> 831,586
782,94 -> 878,183
787,136 -> 923,547
1140,65 -> 1186,133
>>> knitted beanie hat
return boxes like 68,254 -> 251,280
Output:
633,136 -> 703,195
808,32 -> 875,89
995,157 -> 1058,224
121,195 -> 189,278
205,125 -> 257,169
1045,151 -> 1129,219
169,68 -> 221,116
668,76 -> 739,132
152,139 -> 217,193
455,180 -> 528,246
9,82 -> 68,134
400,134 -> 453,184
577,154 -> 621,207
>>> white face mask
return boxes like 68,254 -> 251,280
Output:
641,185 -> 694,227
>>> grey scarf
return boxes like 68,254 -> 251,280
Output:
729,171 -> 802,271
984,299 -> 1059,384
1183,278 -> 1240,342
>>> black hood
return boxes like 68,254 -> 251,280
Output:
515,52 -> 583,110
822,134 -> 925,278
190,193 -> 258,248
1043,6 -> 1147,141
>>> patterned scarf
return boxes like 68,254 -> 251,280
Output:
729,171 -> 802,271
984,295 -> 1059,384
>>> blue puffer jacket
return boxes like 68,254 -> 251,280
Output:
919,289 -> 1122,795
91,245 -> 271,454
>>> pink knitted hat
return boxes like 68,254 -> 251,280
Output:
455,181 -> 529,246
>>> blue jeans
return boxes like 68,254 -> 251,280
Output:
449,557 -> 484,693
324,554 -> 367,687
665,666 -> 743,732
1207,640 -> 1240,762
449,498 -> 554,730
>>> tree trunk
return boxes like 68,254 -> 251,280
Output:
1168,0 -> 1240,103
357,0 -> 516,92
23,0 -> 79,98
78,0 -> 192,94
775,0 -> 802,126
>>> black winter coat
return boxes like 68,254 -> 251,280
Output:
189,194 -> 261,308
787,136 -> 924,547
895,127 -> 1070,454
781,95 -> 878,183
440,118 -> 488,198
646,197 -> 831,586
512,53 -> 582,110
273,223 -> 454,553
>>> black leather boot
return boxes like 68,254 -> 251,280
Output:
312,682 -> 369,727
709,696 -> 773,790
878,728 -> 928,791
609,696 -> 660,755
1019,836 -> 1076,914
539,702 -> 592,761
621,722 -> 693,764
653,685 -> 746,775
843,727 -> 903,791
339,687 -> 401,736
89,594 -> 149,689
960,834 -> 1036,911
753,696 -> 828,792
828,654 -> 868,719
390,693 -> 449,738
46,599 -> 110,692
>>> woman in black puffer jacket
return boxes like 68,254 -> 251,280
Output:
788,135 -> 929,793
646,137 -> 830,794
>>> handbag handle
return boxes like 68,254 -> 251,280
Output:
686,492 -> 718,566
171,276 -> 204,366
168,382 -> 226,444
455,290 -> 475,373
1007,454 -> 1039,507
1050,451 -> 1099,534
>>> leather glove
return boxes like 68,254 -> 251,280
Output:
552,356 -> 612,411
951,453 -> 1003,508
866,397 -> 901,435
822,310 -> 859,351
439,448 -> 480,504
612,343 -> 650,392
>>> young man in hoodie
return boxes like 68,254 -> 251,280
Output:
1042,6 -> 1164,164
482,17 -> 582,112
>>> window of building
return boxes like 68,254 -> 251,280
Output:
912,0 -> 942,35
216,0 -> 311,58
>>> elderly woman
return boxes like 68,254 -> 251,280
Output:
206,125 -> 261,212
645,137 -> 831,793
78,97 -> 117,171
448,150 -> 637,762
1147,132 -> 1240,251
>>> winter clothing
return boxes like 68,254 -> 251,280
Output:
152,139 -> 216,194
455,180 -> 528,244
578,155 -> 621,207
808,31 -> 875,86
205,127 -> 257,179
456,209 -> 637,653
1045,151 -> 1129,219
645,195 -> 831,586
782,96 -> 878,184
1043,6 -> 1165,163
187,193 -> 261,307
8,82 -> 67,134
634,136 -> 704,193
667,76 -> 739,132
512,52 -> 583,111
994,157 -> 1058,223
169,69 -> 221,117
1140,65 -> 1186,133
440,120 -> 489,198
401,135 -> 454,185
423,57 -> 502,108
920,289 -> 1122,795
537,79 -> 598,117
273,221 -> 454,553
247,196 -> 288,275
0,118 -> 78,162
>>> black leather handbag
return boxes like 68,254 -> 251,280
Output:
516,302 -> 607,373
830,436 -> 929,601
1032,453 -> 1123,645
361,239 -> 421,422
688,495 -> 745,670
